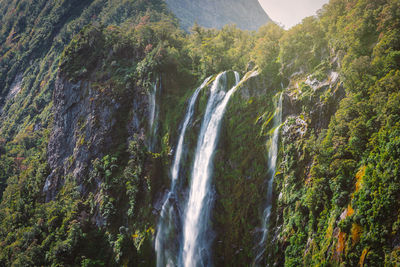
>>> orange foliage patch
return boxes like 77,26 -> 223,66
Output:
340,205 -> 354,220
355,166 -> 366,193
359,248 -> 369,267
351,223 -> 362,246
336,231 -> 346,255
347,205 -> 354,217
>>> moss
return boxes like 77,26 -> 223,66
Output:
211,71 -> 278,265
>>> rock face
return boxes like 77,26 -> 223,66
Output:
44,74 -> 148,202
165,0 -> 270,31
282,71 -> 345,132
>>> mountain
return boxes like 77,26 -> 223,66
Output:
0,0 -> 399,266
165,0 -> 271,30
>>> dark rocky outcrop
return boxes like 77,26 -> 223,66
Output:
44,74 -> 149,202
282,71 -> 345,133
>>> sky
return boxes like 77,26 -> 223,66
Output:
258,0 -> 329,29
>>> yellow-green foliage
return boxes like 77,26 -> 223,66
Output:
272,1 -> 400,266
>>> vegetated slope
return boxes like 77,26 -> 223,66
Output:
0,0 -> 167,195
265,1 -> 400,265
0,0 -> 174,265
0,0 -> 399,266
165,0 -> 270,30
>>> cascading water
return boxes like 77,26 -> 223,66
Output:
149,79 -> 161,152
170,77 -> 212,191
155,77 -> 211,267
149,82 -> 157,131
254,93 -> 283,265
180,71 -> 241,267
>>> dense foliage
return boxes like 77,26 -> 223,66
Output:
267,0 -> 400,265
0,0 -> 399,265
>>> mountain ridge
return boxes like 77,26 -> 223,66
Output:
165,0 -> 271,30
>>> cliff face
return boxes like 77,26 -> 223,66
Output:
45,74 -> 148,204
268,65 -> 346,266
165,0 -> 270,30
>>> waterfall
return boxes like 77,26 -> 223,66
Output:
254,93 -> 283,265
149,81 -> 157,130
149,79 -> 161,152
170,77 -> 212,191
155,76 -> 211,267
180,71 -> 241,267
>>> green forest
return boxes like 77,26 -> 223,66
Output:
0,0 -> 399,266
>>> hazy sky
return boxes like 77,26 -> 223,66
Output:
258,0 -> 329,28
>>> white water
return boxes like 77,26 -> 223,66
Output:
155,77 -> 211,267
254,93 -> 283,265
180,71 -> 240,267
171,77 -> 212,190
149,80 -> 161,152
149,81 -> 157,131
